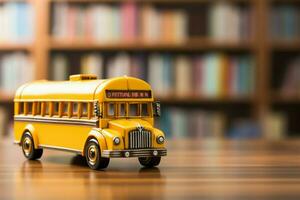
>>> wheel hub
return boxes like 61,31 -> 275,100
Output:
87,145 -> 98,165
23,137 -> 32,156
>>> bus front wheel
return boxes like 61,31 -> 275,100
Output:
21,132 -> 43,160
138,157 -> 161,167
85,139 -> 110,170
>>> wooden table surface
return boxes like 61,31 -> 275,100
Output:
1,138 -> 300,200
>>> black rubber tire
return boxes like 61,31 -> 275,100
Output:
85,139 -> 110,170
138,156 -> 161,167
21,132 -> 43,160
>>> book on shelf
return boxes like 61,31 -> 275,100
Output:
50,53 -> 255,99
209,2 -> 252,42
262,112 -> 287,140
52,2 -> 188,44
81,54 -> 104,79
0,2 -> 33,44
51,54 -> 69,81
228,119 -> 261,139
156,107 -> 226,138
280,57 -> 300,97
270,5 -> 300,41
0,53 -> 34,94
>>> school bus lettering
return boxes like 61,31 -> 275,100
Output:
106,90 -> 152,98
14,75 -> 167,170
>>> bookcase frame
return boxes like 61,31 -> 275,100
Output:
0,0 -> 298,136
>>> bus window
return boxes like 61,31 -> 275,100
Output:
129,103 -> 139,117
141,103 -> 150,117
62,102 -> 68,117
44,102 -> 50,116
118,103 -> 126,117
81,103 -> 88,118
26,102 -> 33,115
19,102 -> 24,115
107,103 -> 115,117
72,103 -> 78,117
53,102 -> 59,116
34,102 -> 41,116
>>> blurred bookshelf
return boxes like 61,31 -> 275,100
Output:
1,0 -> 300,139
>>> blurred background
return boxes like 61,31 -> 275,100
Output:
0,0 -> 299,140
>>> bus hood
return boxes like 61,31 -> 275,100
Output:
108,119 -> 153,133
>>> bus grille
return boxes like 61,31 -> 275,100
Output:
128,129 -> 152,149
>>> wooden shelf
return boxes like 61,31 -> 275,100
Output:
270,40 -> 300,51
0,43 -> 32,51
49,38 -> 254,51
158,95 -> 254,104
50,0 -> 253,4
272,93 -> 300,104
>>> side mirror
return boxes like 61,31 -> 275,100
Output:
153,101 -> 161,117
94,102 -> 103,118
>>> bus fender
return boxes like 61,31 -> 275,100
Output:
84,129 -> 108,156
23,124 -> 39,149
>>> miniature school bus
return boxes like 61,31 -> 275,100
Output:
14,74 -> 166,170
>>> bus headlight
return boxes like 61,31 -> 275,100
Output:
156,136 -> 165,144
113,137 -> 120,145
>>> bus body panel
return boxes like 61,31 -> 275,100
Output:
15,120 -> 93,153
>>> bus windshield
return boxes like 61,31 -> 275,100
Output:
106,102 -> 152,118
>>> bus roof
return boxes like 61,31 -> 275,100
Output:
14,76 -> 153,102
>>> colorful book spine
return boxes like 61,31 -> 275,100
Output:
0,53 -> 34,94
52,3 -> 188,44
0,2 -> 34,43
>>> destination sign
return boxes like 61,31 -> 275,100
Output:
106,90 -> 152,98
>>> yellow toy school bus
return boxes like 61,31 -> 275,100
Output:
14,74 -> 167,170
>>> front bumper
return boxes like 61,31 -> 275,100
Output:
102,148 -> 167,158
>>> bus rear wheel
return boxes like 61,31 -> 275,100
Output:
21,132 -> 43,160
85,139 -> 110,170
138,156 -> 161,167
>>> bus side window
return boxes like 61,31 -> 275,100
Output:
81,103 -> 88,118
18,102 -> 24,115
72,102 -> 79,118
62,102 -> 68,117
25,102 -> 33,115
53,102 -> 59,117
107,103 -> 115,117
42,102 -> 50,116
34,102 -> 41,116
141,103 -> 150,117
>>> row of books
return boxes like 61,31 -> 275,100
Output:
0,53 -> 34,94
270,5 -> 300,40
0,2 -> 34,44
208,2 -> 252,42
51,53 -> 255,98
52,2 -> 188,44
157,108 -> 226,138
280,57 -> 300,97
157,107 -> 286,139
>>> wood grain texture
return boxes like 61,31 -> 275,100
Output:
1,138 -> 300,200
